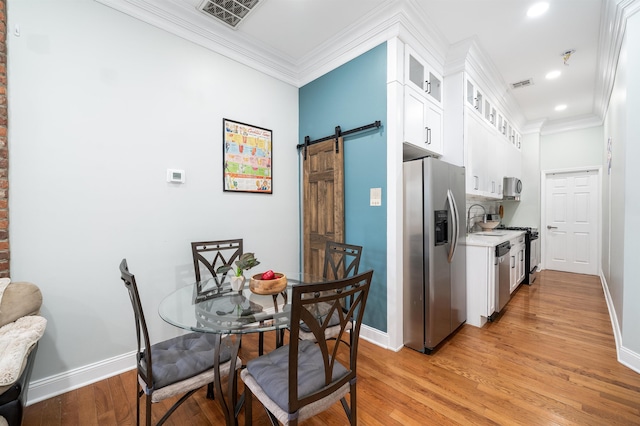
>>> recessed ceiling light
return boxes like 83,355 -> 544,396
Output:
555,104 -> 567,111
527,2 -> 549,17
546,70 -> 561,79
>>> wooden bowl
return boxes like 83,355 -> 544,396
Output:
478,220 -> 500,231
250,273 -> 287,295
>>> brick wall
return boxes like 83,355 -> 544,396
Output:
0,0 -> 9,277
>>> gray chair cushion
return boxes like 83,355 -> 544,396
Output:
299,309 -> 341,333
246,339 -> 348,412
141,333 -> 232,390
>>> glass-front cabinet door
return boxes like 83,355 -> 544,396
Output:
405,46 -> 443,107
465,77 -> 484,114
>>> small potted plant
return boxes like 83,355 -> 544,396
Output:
216,252 -> 260,292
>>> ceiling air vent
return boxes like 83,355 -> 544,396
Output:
511,78 -> 534,89
199,0 -> 260,29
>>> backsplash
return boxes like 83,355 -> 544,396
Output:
465,199 -> 502,233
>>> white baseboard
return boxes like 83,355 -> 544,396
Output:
599,271 -> 640,374
31,292 -> 634,407
27,326 -> 395,405
27,350 -> 137,405
360,323 -> 396,350
619,345 -> 640,372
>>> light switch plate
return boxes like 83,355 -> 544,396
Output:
370,188 -> 382,206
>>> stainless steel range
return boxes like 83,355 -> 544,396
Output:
498,226 -> 539,284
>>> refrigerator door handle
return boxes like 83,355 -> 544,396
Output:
447,189 -> 459,263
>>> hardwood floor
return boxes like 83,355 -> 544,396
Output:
23,270 -> 640,425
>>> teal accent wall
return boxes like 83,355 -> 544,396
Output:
299,43 -> 387,332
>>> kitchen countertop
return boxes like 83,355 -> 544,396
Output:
463,230 -> 526,247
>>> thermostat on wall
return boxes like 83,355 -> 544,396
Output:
167,169 -> 185,183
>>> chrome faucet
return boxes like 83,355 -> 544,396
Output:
467,203 -> 486,234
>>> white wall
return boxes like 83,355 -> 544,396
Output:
540,127 -> 604,171
603,22 -> 627,331
7,0 -> 300,396
501,132 -> 540,228
621,10 -> 640,357
600,7 -> 640,370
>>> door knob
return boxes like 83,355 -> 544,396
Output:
547,225 -> 558,229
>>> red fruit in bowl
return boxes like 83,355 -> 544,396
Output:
261,270 -> 275,280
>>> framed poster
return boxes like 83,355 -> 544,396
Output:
223,118 -> 272,194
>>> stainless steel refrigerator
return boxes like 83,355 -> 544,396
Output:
403,157 -> 466,353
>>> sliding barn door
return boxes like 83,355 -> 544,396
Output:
303,138 -> 345,277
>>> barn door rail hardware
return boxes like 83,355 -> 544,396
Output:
297,120 -> 381,160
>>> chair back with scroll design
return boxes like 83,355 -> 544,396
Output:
119,259 -> 236,426
241,270 -> 373,425
297,241 -> 363,344
323,241 -> 363,281
191,239 -> 243,286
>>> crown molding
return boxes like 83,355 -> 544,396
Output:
94,0 -> 453,89
95,0 -> 301,85
524,114 -> 603,136
94,0 -> 635,135
294,1 -> 408,86
593,0 -> 630,119
395,0 -> 449,68
445,37 -> 527,130
543,0 -> 639,134
522,119 -> 546,135
539,114 -> 603,136
295,0 -> 454,87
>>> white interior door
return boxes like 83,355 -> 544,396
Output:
544,170 -> 599,275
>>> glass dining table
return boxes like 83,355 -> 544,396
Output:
158,272 -> 323,426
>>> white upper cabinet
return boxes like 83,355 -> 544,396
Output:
465,109 -> 504,199
404,85 -> 443,156
465,109 -> 490,197
403,44 -> 444,156
466,79 -> 484,115
461,74 -> 523,199
484,99 -> 496,127
405,46 -> 443,107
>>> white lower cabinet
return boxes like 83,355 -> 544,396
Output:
509,235 -> 526,293
517,243 -> 526,284
466,244 -> 495,327
509,244 -> 518,293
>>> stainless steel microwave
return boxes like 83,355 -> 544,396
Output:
503,177 -> 522,200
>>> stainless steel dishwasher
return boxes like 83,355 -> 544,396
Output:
495,241 -> 512,315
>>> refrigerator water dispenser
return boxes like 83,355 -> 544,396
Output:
434,210 -> 448,245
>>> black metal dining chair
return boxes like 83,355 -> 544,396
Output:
118,259 -> 240,426
299,241 -> 363,344
191,239 -> 243,289
241,270 -> 373,426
